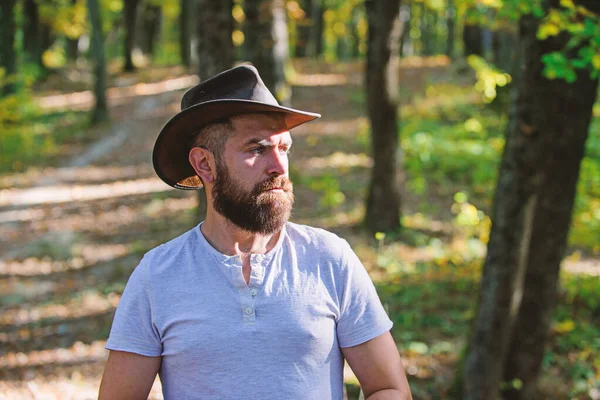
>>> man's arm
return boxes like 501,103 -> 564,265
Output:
98,350 -> 161,400
341,332 -> 412,400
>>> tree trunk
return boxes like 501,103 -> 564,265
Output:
179,0 -> 192,67
430,7 -> 440,55
463,22 -> 483,57
364,0 -> 402,233
244,0 -> 291,106
196,0 -> 234,220
445,0 -> 455,58
66,37 -> 79,61
23,0 -> 41,64
463,2 -> 600,399
66,0 -> 79,61
399,3 -> 411,57
490,28 -> 518,111
141,4 -> 162,59
0,0 -> 17,96
500,4 -> 600,400
295,0 -> 311,57
87,0 -> 109,123
349,8 -> 360,59
123,0 -> 139,72
40,22 -> 53,57
307,0 -> 323,58
420,2 -> 430,55
492,29 -> 518,73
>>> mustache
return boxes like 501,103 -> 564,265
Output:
254,176 -> 293,193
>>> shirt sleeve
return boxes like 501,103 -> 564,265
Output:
105,256 -> 162,356
336,240 -> 393,348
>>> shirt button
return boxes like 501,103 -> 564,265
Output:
244,307 -> 254,315
250,288 -> 258,296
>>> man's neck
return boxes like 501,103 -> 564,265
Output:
201,211 -> 282,256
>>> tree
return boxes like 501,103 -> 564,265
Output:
445,0 -> 456,58
196,0 -> 234,220
244,0 -> 291,106
463,20 -> 483,56
66,0 -> 79,61
23,0 -> 42,65
179,0 -> 192,67
463,2 -> 600,399
0,0 -> 17,96
123,0 -> 140,72
364,0 -> 403,233
87,0 -> 109,123
307,0 -> 324,57
140,2 -> 162,59
295,0 -> 311,58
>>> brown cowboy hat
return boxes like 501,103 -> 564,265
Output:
152,64 -> 321,190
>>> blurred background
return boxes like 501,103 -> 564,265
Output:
0,0 -> 598,399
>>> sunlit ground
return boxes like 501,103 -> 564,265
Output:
1,58 -> 598,399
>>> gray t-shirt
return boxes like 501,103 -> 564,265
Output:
106,222 -> 393,399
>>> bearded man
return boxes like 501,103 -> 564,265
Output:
99,65 -> 412,400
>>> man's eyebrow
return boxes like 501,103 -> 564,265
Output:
244,138 -> 293,147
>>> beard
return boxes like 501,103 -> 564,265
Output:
212,162 -> 294,235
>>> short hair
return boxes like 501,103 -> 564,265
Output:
189,117 -> 235,166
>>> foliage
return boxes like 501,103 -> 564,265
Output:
399,79 -> 600,254
538,0 -> 600,81
461,0 -> 600,81
322,0 -> 366,61
0,85 -> 87,173
467,55 -> 512,103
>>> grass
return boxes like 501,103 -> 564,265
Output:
0,91 -> 89,173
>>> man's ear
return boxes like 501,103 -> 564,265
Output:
189,147 -> 216,184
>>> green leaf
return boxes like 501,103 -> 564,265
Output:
538,23 -> 561,40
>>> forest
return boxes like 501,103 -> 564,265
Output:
0,0 -> 599,399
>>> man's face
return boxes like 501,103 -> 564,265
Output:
211,114 -> 294,234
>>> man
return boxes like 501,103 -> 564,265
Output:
99,65 -> 412,400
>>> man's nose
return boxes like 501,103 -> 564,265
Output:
266,149 -> 288,176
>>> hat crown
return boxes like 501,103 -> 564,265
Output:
181,65 -> 279,111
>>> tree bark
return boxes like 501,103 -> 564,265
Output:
23,0 -> 42,64
123,0 -> 140,72
364,0 -> 403,233
463,22 -> 483,57
87,0 -> 109,123
492,29 -> 518,73
400,3 -> 411,57
307,0 -> 323,57
244,0 -> 291,106
179,0 -> 192,67
500,4 -> 600,399
141,3 -> 162,59
445,0 -> 455,58
0,0 -> 17,96
420,2 -> 430,55
66,0 -> 79,61
295,0 -> 311,57
490,28 -> 518,111
463,2 -> 600,399
196,0 -> 234,221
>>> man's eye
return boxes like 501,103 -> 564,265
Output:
280,147 -> 291,155
250,147 -> 265,155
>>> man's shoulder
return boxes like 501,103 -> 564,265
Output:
285,222 -> 351,258
142,225 -> 200,270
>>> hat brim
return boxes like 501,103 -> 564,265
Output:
153,99 -> 321,190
